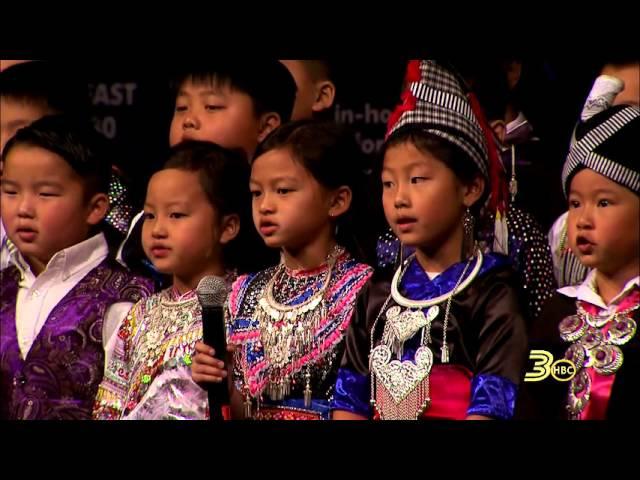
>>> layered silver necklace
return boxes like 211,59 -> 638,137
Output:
253,245 -> 343,406
370,248 -> 483,420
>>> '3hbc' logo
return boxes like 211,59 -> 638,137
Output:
524,350 -> 577,382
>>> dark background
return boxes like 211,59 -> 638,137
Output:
44,58 -> 605,216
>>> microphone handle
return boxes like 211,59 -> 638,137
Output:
201,305 -> 230,420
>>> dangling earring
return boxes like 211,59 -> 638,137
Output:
329,212 -> 339,236
462,207 -> 475,259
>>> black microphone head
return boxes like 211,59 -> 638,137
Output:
196,275 -> 228,308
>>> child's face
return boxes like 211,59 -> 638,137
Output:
250,148 -> 335,251
169,80 -> 264,158
0,145 -> 106,271
381,141 -> 470,252
142,169 -> 224,285
0,98 -> 51,157
568,168 -> 640,276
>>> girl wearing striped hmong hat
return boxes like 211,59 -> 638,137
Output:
517,92 -> 639,419
331,60 -> 528,420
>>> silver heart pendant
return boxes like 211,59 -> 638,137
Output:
386,305 -> 439,344
371,344 -> 433,404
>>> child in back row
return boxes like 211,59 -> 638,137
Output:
280,60 -> 336,121
118,60 -> 297,282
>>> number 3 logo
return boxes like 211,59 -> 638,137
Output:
524,350 -> 576,382
524,350 -> 554,382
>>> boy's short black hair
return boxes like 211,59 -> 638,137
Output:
170,60 -> 296,123
2,114 -> 112,199
0,61 -> 89,116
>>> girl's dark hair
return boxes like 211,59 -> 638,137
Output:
383,125 -> 488,216
164,140 -> 277,273
253,119 -> 377,264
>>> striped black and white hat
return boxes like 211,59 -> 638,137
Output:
562,104 -> 639,196
385,59 -> 490,181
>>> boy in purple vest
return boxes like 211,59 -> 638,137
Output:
0,115 -> 153,419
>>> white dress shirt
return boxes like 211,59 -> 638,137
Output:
11,233 -> 134,359
1,220 -> 12,271
558,269 -> 640,313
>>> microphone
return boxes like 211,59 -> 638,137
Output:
196,275 -> 230,421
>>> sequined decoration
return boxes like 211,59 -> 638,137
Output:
481,206 -> 556,320
560,302 -> 639,419
377,227 -> 402,270
105,172 -> 135,235
121,291 -> 202,416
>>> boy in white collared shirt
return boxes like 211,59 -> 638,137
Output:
0,115 -> 153,420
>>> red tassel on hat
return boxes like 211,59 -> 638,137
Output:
467,91 -> 510,254
385,60 -> 422,138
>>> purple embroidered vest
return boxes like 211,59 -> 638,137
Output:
0,260 -> 153,420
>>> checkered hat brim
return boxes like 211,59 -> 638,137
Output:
387,60 -> 489,180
